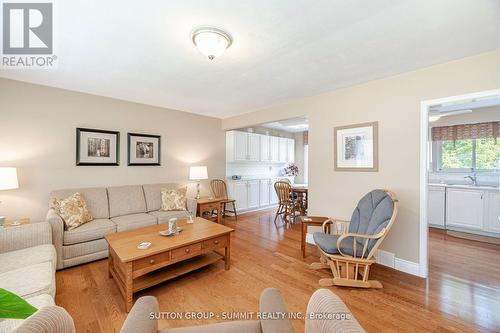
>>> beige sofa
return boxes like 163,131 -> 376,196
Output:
46,184 -> 197,270
0,223 -> 68,332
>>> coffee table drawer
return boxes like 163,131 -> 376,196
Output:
134,251 -> 171,272
203,235 -> 227,250
171,243 -> 202,260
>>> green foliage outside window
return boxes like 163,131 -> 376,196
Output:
440,138 -> 499,170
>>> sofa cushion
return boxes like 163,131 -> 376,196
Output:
313,232 -> 366,257
0,262 -> 55,299
50,187 -> 109,219
111,213 -> 157,232
149,210 -> 190,224
108,185 -> 147,217
51,192 -> 93,230
0,244 -> 56,274
142,183 -> 180,212
63,218 -> 116,245
160,187 -> 187,211
0,294 -> 55,333
63,239 -> 108,260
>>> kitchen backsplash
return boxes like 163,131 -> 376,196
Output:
429,171 -> 500,187
226,162 -> 289,179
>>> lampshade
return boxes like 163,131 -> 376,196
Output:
192,27 -> 232,60
0,167 -> 19,190
189,166 -> 208,180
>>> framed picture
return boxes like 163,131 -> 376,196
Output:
334,122 -> 378,172
127,133 -> 161,166
76,128 -> 120,166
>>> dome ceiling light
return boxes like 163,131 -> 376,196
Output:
191,27 -> 232,60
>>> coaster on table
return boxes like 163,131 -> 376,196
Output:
137,242 -> 152,250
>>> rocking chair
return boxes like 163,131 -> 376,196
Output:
310,189 -> 398,288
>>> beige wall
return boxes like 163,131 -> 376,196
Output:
0,79 -> 226,221
222,50 -> 500,263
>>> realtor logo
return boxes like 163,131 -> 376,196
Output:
1,1 -> 56,68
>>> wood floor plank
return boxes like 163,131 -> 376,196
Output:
55,211 -> 500,333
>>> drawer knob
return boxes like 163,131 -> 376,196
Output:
214,240 -> 219,244
185,248 -> 190,253
150,259 -> 155,264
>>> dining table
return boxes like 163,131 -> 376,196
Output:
291,183 -> 308,216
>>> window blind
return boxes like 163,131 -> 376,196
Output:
431,121 -> 499,142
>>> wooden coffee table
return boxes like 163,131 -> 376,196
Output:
105,217 -> 234,311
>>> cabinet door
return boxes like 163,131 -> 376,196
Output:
234,132 -> 248,161
259,135 -> 270,161
487,192 -> 500,234
233,182 -> 248,210
287,139 -> 295,163
428,187 -> 445,227
259,179 -> 270,206
247,133 -> 260,161
269,179 -> 279,205
269,137 -> 280,162
247,180 -> 260,209
279,138 -> 288,163
446,189 -> 484,230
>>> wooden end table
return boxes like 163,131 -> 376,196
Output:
298,216 -> 329,258
196,197 -> 223,224
105,217 -> 233,312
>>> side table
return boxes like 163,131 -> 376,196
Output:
298,216 -> 329,258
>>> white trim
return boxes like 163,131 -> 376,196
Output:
419,88 -> 500,279
394,258 -> 421,276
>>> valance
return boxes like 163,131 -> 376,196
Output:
431,121 -> 499,142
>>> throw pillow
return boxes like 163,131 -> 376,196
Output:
50,192 -> 93,230
161,187 -> 187,211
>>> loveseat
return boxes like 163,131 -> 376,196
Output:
46,184 -> 197,270
0,222 -> 70,332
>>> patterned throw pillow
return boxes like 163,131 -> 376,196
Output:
160,187 -> 187,211
50,192 -> 93,230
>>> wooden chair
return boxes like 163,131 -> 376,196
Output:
210,179 -> 237,220
274,181 -> 300,225
310,189 -> 399,289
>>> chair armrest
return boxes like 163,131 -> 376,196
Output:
186,198 -> 197,217
322,219 -> 350,235
305,289 -> 366,333
46,209 -> 64,269
259,288 -> 294,333
0,222 -> 52,254
336,230 -> 386,258
120,296 -> 159,333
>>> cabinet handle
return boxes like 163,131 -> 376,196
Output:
150,259 -> 155,264
185,248 -> 190,253
214,240 -> 219,244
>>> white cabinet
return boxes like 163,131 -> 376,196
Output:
287,138 -> 295,163
279,138 -> 288,163
260,179 -> 270,206
260,135 -> 270,162
269,179 -> 279,205
446,188 -> 485,230
232,182 -> 248,210
486,192 -> 500,234
226,131 -> 260,162
247,180 -> 260,209
428,186 -> 445,228
270,137 -> 280,162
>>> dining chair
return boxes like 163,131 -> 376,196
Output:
274,181 -> 299,225
210,179 -> 237,220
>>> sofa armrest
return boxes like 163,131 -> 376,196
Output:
186,198 -> 197,217
120,296 -> 159,333
12,306 -> 76,333
0,222 -> 52,254
305,289 -> 366,333
46,209 -> 64,270
259,288 -> 294,333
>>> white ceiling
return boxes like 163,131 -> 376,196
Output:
1,0 -> 500,118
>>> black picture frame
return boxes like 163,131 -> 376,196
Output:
76,128 -> 120,166
127,133 -> 161,166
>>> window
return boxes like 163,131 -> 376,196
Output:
437,138 -> 499,171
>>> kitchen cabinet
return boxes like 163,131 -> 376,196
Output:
428,186 -> 445,228
232,181 -> 248,210
270,136 -> 280,162
486,192 -> 500,234
279,138 -> 288,163
226,131 -> 260,162
260,179 -> 271,206
260,135 -> 270,162
247,180 -> 260,209
270,179 -> 279,205
446,188 -> 484,230
287,138 -> 295,163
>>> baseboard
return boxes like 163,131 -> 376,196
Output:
306,234 -> 421,277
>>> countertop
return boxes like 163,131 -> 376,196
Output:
429,183 -> 499,192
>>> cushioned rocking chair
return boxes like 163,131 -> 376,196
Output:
310,189 -> 398,288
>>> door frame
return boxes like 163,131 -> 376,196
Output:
419,88 -> 500,278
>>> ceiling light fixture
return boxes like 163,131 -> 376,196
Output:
191,27 -> 232,60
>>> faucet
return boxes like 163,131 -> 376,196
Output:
464,173 -> 478,186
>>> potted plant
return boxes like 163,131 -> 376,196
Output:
283,163 -> 299,177
0,288 -> 37,319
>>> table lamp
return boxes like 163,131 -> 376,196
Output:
189,166 -> 208,200
0,167 -> 19,227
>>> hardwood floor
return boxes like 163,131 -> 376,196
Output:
55,211 -> 500,333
